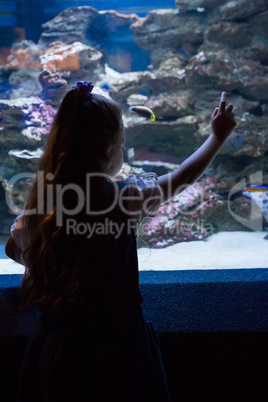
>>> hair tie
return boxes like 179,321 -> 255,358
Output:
72,81 -> 94,100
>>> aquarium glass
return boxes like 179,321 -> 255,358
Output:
1,0 -> 268,273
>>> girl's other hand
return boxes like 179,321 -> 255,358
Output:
211,92 -> 237,141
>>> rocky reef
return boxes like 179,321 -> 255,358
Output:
0,0 -> 268,244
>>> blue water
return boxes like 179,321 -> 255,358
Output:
0,0 -> 175,44
52,1 -> 175,12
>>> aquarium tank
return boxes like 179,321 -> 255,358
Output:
0,0 -> 268,272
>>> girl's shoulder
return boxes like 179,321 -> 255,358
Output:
126,172 -> 159,191
116,172 -> 162,219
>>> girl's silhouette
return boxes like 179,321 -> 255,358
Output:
6,83 -> 236,401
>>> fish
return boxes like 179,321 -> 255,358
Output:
130,106 -> 155,121
242,186 -> 268,228
96,81 -> 114,92
243,186 -> 268,193
179,7 -> 206,16
219,132 -> 245,154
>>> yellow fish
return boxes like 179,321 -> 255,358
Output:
243,186 -> 268,193
130,106 -> 155,121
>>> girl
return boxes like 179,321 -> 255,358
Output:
6,83 -> 236,402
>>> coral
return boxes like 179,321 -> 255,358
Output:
2,41 -> 43,99
0,97 -> 54,179
3,39 -> 103,102
39,70 -> 68,107
5,40 -> 41,70
185,45 -> 268,100
40,41 -> 102,73
9,69 -> 42,99
138,178 -> 223,248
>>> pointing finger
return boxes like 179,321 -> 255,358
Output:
219,92 -> 226,112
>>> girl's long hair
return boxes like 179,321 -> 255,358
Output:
20,89 -> 123,314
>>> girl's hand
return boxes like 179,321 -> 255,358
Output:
211,92 -> 237,141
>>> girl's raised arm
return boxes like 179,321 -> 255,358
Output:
158,92 -> 237,203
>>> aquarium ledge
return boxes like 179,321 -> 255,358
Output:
1,270 -> 267,401
1,269 -> 267,336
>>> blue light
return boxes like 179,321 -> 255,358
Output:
0,1 -> 17,12
0,15 -> 17,27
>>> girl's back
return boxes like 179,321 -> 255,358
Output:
16,176 -> 171,402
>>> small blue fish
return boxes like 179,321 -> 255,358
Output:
97,81 -> 114,92
130,106 -> 155,121
219,132 -> 245,154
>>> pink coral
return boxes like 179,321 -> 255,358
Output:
21,98 -> 55,138
138,178 -> 222,248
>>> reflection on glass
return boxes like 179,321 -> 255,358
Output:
0,0 -> 268,272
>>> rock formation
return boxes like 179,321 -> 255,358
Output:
38,7 -> 139,48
